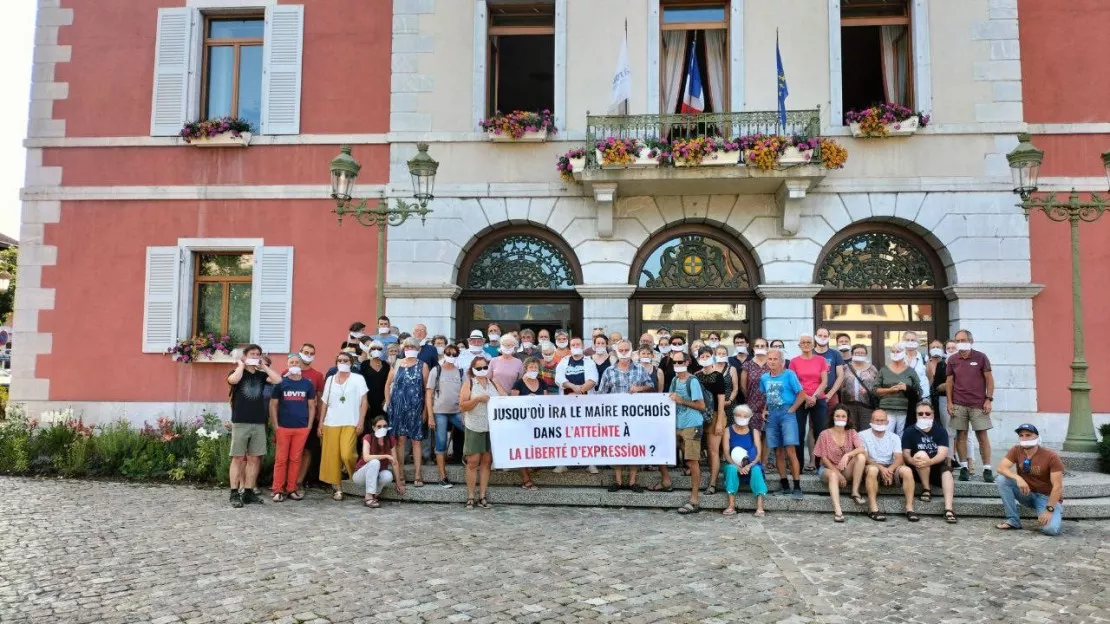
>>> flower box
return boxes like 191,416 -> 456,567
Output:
850,115 -> 920,138
487,129 -> 550,142
568,155 -> 586,173
779,146 -> 814,165
190,352 -> 238,364
674,149 -> 741,167
594,148 -> 659,169
188,131 -> 252,148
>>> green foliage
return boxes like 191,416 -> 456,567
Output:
0,416 -> 30,473
60,436 -> 94,478
0,387 -> 9,416
0,247 -> 15,322
1098,424 -> 1110,474
27,421 -> 81,474
92,421 -> 146,475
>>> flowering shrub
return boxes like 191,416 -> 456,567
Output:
480,110 -> 557,139
819,138 -> 848,169
741,134 -> 787,171
788,135 -> 821,153
168,334 -> 234,363
180,117 -> 253,142
595,137 -> 640,166
669,136 -> 740,166
556,148 -> 586,182
845,104 -> 930,138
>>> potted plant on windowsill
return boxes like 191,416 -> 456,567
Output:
557,148 -> 587,182
594,137 -> 661,169
481,110 -> 557,142
180,117 -> 253,147
669,136 -> 741,167
846,104 -> 930,138
740,134 -> 787,171
780,136 -> 820,165
167,334 -> 236,363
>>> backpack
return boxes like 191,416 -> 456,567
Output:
670,376 -> 713,425
433,365 -> 464,399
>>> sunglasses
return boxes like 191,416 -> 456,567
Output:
1021,458 -> 1032,474
472,366 -> 488,371
916,411 -> 932,416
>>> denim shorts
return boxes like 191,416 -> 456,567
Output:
765,411 -> 799,449
434,413 -> 465,454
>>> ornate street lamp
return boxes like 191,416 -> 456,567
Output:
1006,134 -> 1110,453
0,271 -> 10,293
328,143 -> 439,316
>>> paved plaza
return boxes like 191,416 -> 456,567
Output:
1,477 -> 1109,624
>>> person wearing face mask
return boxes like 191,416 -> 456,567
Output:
345,322 -> 368,351
875,344 -> 921,435
660,351 -> 707,513
536,328 -> 552,350
597,340 -> 654,492
457,330 -> 486,372
901,331 -> 930,405
515,329 -> 538,361
637,345 -> 664,392
426,344 -> 465,488
842,344 -> 879,432
901,401 -> 957,523
489,335 -> 525,392
769,339 -> 790,370
287,344 -> 326,496
385,343 -> 400,366
691,346 -> 728,494
714,345 -> 740,417
813,328 -> 846,412
226,344 -> 282,508
269,355 -> 318,503
705,332 -> 722,352
589,335 -> 612,383
552,336 -> 600,474
319,352 -> 369,501
383,337 -> 431,488
539,343 -> 559,393
375,316 -> 398,347
814,405 -> 867,522
925,338 -> 951,436
761,348 -> 805,499
358,340 -> 390,423
835,333 -> 853,358
788,334 -> 830,473
352,416 -> 406,508
411,324 -> 440,369
946,329 -> 995,483
510,357 -> 551,490
859,409 -> 917,522
728,332 -> 750,378
483,323 -> 503,359
458,356 -> 506,508
995,424 -> 1064,535
740,339 -> 772,438
721,405 -> 768,517
552,330 -> 572,365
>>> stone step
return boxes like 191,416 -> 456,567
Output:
384,463 -> 1110,499
342,482 -> 1110,520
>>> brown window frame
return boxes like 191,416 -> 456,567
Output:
191,251 -> 253,342
486,3 -> 556,117
659,1 -> 730,113
840,0 -> 915,109
200,14 -> 265,122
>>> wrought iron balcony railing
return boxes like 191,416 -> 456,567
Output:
583,108 -> 822,169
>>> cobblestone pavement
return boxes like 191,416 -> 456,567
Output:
2,478 -> 1110,624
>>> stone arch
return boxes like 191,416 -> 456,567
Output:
450,219 -> 582,287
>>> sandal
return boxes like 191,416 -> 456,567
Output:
648,483 -> 674,493
996,522 -> 1020,530
944,509 -> 958,524
364,497 -> 380,508
478,497 -> 491,509
331,490 -> 343,502
753,509 -> 765,518
852,494 -> 866,505
721,507 -> 736,516
833,513 -> 845,523
521,481 -> 538,491
905,510 -> 920,522
289,490 -> 304,501
413,480 -> 425,488
465,498 -> 474,509
705,485 -> 718,496
677,502 -> 701,515
918,490 -> 932,503
868,511 -> 887,522
272,492 -> 285,503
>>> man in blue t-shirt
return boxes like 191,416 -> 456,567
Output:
658,351 -> 706,515
901,401 -> 957,523
760,348 -> 805,499
814,327 -> 846,406
268,355 -> 318,501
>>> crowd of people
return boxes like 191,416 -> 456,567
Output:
223,317 -> 1065,535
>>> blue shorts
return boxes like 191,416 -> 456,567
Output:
765,411 -> 799,449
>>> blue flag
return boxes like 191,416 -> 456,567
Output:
776,31 -> 789,129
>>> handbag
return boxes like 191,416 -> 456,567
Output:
846,365 -> 880,410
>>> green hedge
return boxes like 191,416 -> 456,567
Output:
0,409 -> 278,486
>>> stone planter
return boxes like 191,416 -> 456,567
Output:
779,146 -> 815,165
595,147 -> 660,169
849,115 -> 920,138
487,129 -> 550,142
187,131 -> 251,147
674,150 -> 742,167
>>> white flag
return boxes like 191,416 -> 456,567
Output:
609,28 -> 631,114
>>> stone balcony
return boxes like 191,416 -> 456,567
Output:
574,109 -> 827,238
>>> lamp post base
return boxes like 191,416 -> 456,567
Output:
1062,361 -> 1098,454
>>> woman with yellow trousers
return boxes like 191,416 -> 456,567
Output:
318,351 -> 368,500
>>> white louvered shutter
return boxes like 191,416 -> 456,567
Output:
150,8 -> 199,136
250,246 -> 294,355
260,5 -> 305,135
143,247 -> 183,353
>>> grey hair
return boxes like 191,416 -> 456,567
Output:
402,337 -> 420,349
616,339 -> 634,352
500,334 -> 518,347
954,328 -> 974,341
733,404 -> 754,419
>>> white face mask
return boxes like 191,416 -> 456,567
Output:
500,347 -> 515,355
639,357 -> 652,364
556,340 -> 569,349
444,357 -> 457,365
473,368 -> 488,378
837,344 -> 851,353
1018,437 -> 1040,448
707,341 -> 720,349
754,348 -> 768,356
374,427 -> 388,439
870,423 -> 888,432
673,344 -> 687,353
658,335 -> 670,343
697,358 -> 713,367
522,341 -> 534,350
488,333 -> 501,342
852,355 -> 869,363
891,352 -> 906,363
659,345 -> 672,353
359,342 -> 371,352
734,345 -> 747,355
956,343 -> 972,352
404,350 -> 419,359
916,418 -> 934,431
543,354 -> 554,362
370,349 -> 383,359
734,417 -> 750,426
350,332 -> 365,339
288,366 -> 302,375
815,336 -> 829,346
902,341 -> 918,350
673,365 -> 688,374
617,351 -> 632,360
833,420 -> 848,428
245,358 -> 260,366
929,348 -> 943,357
570,347 -> 584,356
436,346 -> 446,355
377,327 -> 389,335
524,370 -> 539,379
337,363 -> 351,373
594,346 -> 607,355
300,353 -> 315,363
469,345 -> 484,354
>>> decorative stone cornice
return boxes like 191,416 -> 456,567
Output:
383,284 -> 463,299
943,283 -> 1045,301
574,284 -> 638,299
756,284 -> 825,299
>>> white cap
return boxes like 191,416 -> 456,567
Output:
469,329 -> 484,339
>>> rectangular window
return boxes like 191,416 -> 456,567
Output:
660,1 -> 729,114
840,0 -> 913,120
487,2 -> 555,115
202,16 -> 264,130
192,252 -> 254,345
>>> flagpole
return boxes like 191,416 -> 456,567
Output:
623,19 -> 628,114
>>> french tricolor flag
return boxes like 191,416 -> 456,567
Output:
680,40 -> 704,114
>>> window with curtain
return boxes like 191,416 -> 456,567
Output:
660,2 -> 729,114
840,0 -> 913,120
487,2 -> 555,115
202,17 -> 264,130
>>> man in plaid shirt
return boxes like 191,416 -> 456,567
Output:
598,340 -> 654,492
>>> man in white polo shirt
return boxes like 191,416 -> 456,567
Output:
456,329 -> 487,372
859,409 -> 917,522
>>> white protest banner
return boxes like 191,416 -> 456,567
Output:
488,393 -> 676,469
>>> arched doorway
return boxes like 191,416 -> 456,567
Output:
814,223 -> 948,367
629,225 -> 760,344
456,226 -> 582,340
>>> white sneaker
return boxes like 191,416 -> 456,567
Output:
552,466 -> 568,474
587,465 -> 599,474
